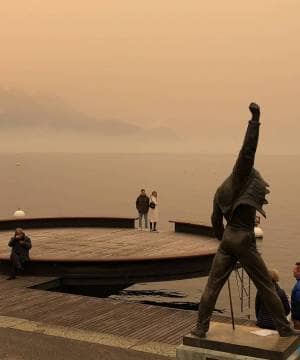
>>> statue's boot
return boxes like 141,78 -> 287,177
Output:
279,328 -> 300,337
191,327 -> 206,338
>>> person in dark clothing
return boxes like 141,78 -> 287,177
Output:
7,228 -> 32,280
191,103 -> 299,338
291,263 -> 300,329
255,270 -> 290,330
136,189 -> 150,230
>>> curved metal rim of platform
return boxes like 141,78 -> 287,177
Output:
0,254 -> 216,262
0,216 -> 136,229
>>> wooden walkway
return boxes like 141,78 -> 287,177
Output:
0,275 -> 197,345
0,275 -> 256,359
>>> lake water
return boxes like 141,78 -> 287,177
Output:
1,153 -> 299,318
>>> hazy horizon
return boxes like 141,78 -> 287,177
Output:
1,1 -> 300,154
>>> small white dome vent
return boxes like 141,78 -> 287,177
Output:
13,209 -> 26,217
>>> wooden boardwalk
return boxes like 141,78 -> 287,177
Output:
0,275 -> 256,359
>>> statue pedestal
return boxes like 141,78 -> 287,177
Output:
176,322 -> 300,360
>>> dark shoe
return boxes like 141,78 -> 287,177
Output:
191,327 -> 206,338
6,276 -> 16,280
279,329 -> 300,337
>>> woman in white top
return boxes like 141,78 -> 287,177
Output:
149,191 -> 158,231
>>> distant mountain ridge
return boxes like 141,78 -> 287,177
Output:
0,89 -> 177,139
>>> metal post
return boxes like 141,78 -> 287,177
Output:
227,278 -> 235,330
241,268 -> 244,313
248,273 -> 251,319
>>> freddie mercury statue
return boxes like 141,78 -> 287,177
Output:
192,103 -> 300,338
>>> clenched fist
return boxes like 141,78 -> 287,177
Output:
249,102 -> 260,117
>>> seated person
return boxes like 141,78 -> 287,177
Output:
7,228 -> 32,280
255,269 -> 290,330
291,262 -> 300,329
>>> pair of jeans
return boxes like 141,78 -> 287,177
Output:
138,212 -> 148,229
10,252 -> 27,277
196,226 -> 292,336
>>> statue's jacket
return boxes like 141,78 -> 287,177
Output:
211,115 -> 269,240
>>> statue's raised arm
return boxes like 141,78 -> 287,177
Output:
232,102 -> 260,184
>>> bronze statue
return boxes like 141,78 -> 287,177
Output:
192,103 -> 300,337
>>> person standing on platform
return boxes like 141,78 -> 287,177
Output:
149,191 -> 158,232
7,228 -> 32,280
136,189 -> 150,231
291,262 -> 300,329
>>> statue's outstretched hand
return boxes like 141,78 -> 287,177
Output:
249,102 -> 260,118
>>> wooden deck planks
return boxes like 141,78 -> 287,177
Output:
0,228 -> 218,261
0,275 -> 196,345
0,275 -> 256,347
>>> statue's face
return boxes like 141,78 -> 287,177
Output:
293,265 -> 300,279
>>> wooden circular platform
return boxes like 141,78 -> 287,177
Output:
0,217 -> 219,284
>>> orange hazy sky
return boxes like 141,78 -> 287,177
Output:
1,1 -> 300,153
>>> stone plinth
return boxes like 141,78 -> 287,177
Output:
177,322 -> 300,360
